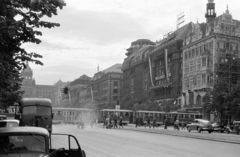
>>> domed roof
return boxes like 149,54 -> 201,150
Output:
21,63 -> 33,75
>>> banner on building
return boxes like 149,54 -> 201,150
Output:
164,49 -> 169,82
148,56 -> 155,87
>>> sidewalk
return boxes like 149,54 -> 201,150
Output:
98,123 -> 240,144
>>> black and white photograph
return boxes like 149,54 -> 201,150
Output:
0,0 -> 240,157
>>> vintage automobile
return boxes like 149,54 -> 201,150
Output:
225,121 -> 240,135
0,119 -> 19,128
0,127 -> 86,157
0,115 -> 7,120
212,122 -> 226,133
187,119 -> 213,133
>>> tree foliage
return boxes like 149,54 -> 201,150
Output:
203,78 -> 240,122
0,0 -> 66,109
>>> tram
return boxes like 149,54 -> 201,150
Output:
98,109 -> 134,124
135,110 -> 203,125
52,107 -> 95,124
98,109 -> 203,126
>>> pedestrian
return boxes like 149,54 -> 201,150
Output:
135,116 -> 140,128
174,119 -> 179,130
119,116 -> 123,128
145,116 -> 151,128
152,116 -> 157,129
140,116 -> 143,126
164,118 -> 168,129
103,116 -> 107,128
113,116 -> 118,129
90,118 -> 94,128
181,121 -> 186,130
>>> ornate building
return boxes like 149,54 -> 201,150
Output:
21,64 -> 55,103
122,39 -> 155,108
83,64 -> 123,109
182,0 -> 240,116
148,23 -> 191,112
21,63 -> 36,97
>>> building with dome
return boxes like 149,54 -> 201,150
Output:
20,64 -> 55,103
182,0 -> 240,120
20,63 -> 36,97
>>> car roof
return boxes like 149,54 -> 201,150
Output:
0,126 -> 49,136
233,121 -> 240,123
194,119 -> 210,122
0,119 -> 19,123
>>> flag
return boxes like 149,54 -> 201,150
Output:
164,49 -> 169,82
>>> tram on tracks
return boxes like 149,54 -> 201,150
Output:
98,109 -> 203,125
98,109 -> 134,125
135,110 -> 203,125
52,107 -> 95,124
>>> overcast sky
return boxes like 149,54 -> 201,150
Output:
23,0 -> 240,85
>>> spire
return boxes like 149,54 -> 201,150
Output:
226,4 -> 229,14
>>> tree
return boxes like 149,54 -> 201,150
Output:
0,0 -> 66,109
203,78 -> 240,123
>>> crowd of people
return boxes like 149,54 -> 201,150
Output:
103,115 -> 124,129
102,115 -> 189,130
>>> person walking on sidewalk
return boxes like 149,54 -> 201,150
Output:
135,116 -> 140,128
113,116 -> 118,129
152,116 -> 157,129
119,116 -> 123,128
164,118 -> 168,129
145,116 -> 151,128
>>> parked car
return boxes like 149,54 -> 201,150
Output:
0,115 -> 7,120
0,119 -> 19,128
187,119 -> 213,133
225,121 -> 240,135
212,122 -> 226,133
0,127 -> 86,157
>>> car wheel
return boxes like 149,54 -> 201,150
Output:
208,130 -> 212,133
188,127 -> 191,132
221,130 -> 224,133
198,127 -> 202,133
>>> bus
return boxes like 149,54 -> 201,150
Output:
52,107 -> 95,124
15,98 -> 53,133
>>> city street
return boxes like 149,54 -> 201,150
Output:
52,124 -> 240,157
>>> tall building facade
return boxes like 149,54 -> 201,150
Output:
148,24 -> 191,112
68,75 -> 91,107
83,64 -> 123,109
122,39 -> 155,109
182,0 -> 240,117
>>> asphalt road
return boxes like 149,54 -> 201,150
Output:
52,124 -> 240,157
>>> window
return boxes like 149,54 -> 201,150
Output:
202,73 -> 206,84
197,58 -> 201,70
202,57 -> 206,67
196,47 -> 199,56
197,75 -> 201,87
189,50 -> 192,58
113,82 -> 118,86
189,77 -> 193,88
185,51 -> 188,60
113,89 -> 118,94
190,61 -> 194,72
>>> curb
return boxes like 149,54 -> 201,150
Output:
117,125 -> 240,145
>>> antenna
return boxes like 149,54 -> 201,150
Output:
176,12 -> 185,29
